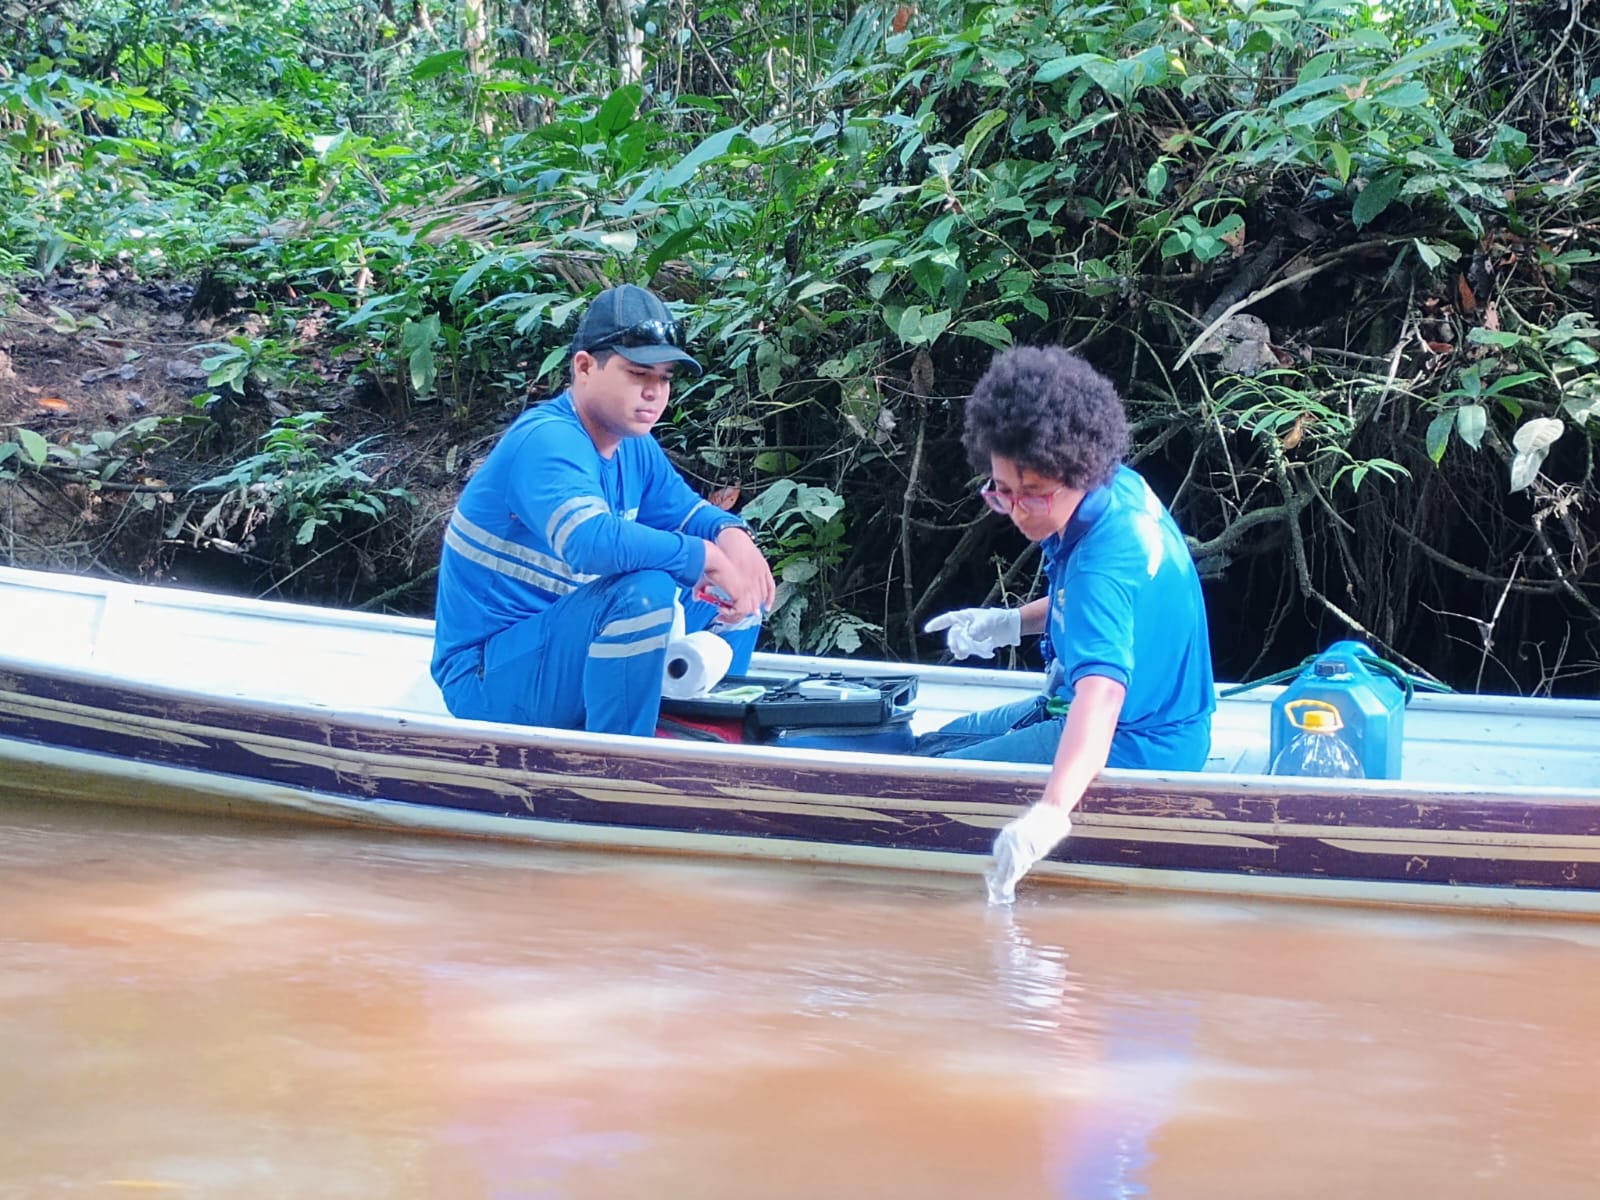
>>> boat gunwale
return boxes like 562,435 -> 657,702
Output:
2,649 -> 1599,808
8,735 -> 1600,917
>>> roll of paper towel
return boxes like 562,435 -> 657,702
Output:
661,630 -> 734,699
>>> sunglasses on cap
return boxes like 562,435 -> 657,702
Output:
580,318 -> 685,353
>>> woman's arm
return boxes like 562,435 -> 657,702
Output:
1017,595 -> 1052,638
1039,673 -> 1125,812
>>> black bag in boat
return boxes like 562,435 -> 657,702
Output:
658,671 -> 917,747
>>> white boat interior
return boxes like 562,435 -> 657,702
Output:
3,566 -> 1597,793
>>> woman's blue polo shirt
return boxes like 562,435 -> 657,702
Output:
1041,466 -> 1215,770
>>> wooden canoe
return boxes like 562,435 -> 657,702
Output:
2,565 -> 1598,914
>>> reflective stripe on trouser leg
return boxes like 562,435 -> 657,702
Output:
583,569 -> 680,736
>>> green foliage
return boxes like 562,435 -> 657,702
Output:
0,428 -> 51,477
199,334 -> 300,399
1217,367 -> 1415,495
0,417 -> 174,485
2,0 -> 1595,679
189,412 -> 412,550
740,478 -> 877,654
1420,311 -> 1599,495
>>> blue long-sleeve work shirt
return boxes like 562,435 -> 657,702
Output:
431,391 -> 742,689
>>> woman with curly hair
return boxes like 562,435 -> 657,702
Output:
921,346 -> 1215,900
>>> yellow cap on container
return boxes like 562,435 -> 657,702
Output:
1302,708 -> 1339,731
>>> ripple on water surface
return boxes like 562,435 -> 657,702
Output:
2,793 -> 1599,1199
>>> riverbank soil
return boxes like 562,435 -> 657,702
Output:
0,268 -> 457,610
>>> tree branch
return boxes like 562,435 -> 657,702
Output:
1174,239 -> 1400,371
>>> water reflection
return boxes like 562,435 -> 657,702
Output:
985,905 -> 1196,1200
3,794 -> 1600,1199
988,905 -> 1084,1032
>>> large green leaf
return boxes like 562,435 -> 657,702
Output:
658,125 -> 743,191
1509,417 -> 1564,491
1352,170 -> 1405,228
1455,404 -> 1487,450
957,320 -> 1012,349
1037,53 -> 1111,87
961,109 -> 1008,165
411,51 -> 466,81
1378,81 -> 1430,109
1425,411 -> 1454,463
1378,34 -> 1478,81
1563,382 -> 1600,427
448,253 -> 508,306
645,225 -> 703,279
595,84 -> 642,137
17,428 -> 50,467
892,305 -> 950,346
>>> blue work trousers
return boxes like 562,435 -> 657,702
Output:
441,569 -> 757,737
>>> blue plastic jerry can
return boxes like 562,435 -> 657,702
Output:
1268,641 -> 1406,780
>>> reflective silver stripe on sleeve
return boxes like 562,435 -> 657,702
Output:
546,495 -> 607,545
677,499 -> 710,532
443,526 -> 575,596
599,606 -> 676,639
450,511 -> 598,586
587,633 -> 672,659
551,501 -> 609,557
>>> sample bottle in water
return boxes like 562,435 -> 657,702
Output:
1269,702 -> 1365,779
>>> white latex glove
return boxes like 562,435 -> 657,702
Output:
986,803 -> 1074,905
923,607 -> 1022,660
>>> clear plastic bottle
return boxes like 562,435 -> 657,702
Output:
1269,706 -> 1365,778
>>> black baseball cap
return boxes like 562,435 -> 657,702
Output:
571,284 -> 703,377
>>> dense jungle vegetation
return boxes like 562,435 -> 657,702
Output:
0,0 -> 1596,693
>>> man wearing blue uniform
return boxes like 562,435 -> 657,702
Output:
921,347 -> 1214,898
431,284 -> 776,737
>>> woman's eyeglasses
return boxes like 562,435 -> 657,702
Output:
979,480 -> 1066,516
582,318 -> 684,353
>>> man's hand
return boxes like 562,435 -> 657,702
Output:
923,607 -> 1023,660
699,526 -> 775,621
986,803 -> 1074,905
716,526 -> 776,611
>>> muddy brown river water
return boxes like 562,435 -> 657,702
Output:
2,792 -> 1598,1198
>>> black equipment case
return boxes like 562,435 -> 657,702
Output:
658,670 -> 918,747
